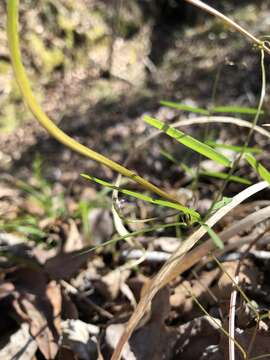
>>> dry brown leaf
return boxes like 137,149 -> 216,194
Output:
213,260 -> 260,300
11,269 -> 62,360
13,297 -> 59,360
170,268 -> 219,314
44,251 -> 90,280
94,269 -> 131,300
0,282 -> 15,300
61,291 -> 79,320
154,237 -> 180,253
64,219 -> 84,252
46,280 -> 62,337
0,322 -> 38,360
88,208 -> 114,245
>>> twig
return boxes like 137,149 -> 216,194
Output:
121,249 -> 170,263
184,0 -> 270,55
229,275 -> 239,360
61,280 -> 113,319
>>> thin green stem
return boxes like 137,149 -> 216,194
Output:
6,0 -> 179,205
205,48 -> 266,219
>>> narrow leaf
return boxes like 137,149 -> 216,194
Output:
245,154 -> 270,185
206,141 -> 262,154
212,106 -> 264,115
160,149 -> 249,184
144,115 -> 231,167
160,101 -> 209,115
200,171 -> 251,185
202,224 -> 224,249
81,174 -> 200,221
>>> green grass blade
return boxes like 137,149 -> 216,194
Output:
245,154 -> 270,185
161,148 -> 250,185
211,105 -> 264,115
200,170 -> 251,185
202,223 -> 224,249
160,150 -> 249,185
206,141 -> 262,154
0,223 -> 46,238
81,174 -> 201,221
160,101 -> 209,115
144,115 -> 231,167
79,221 -> 187,254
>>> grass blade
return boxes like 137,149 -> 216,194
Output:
144,115 -> 231,167
211,106 -> 264,115
202,224 -> 224,249
81,174 -> 201,221
160,101 -> 209,115
160,149 -> 249,184
200,170 -> 251,185
245,154 -> 270,185
206,141 -> 262,154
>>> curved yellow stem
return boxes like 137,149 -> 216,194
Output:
6,0 -> 177,203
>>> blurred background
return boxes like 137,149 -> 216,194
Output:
0,0 -> 270,184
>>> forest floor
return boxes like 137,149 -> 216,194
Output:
1,1 -> 270,359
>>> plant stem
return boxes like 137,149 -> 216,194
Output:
6,0 -> 179,205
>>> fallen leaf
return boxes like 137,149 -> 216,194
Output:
213,260 -> 259,300
12,268 -> 62,359
61,319 -> 99,360
13,297 -> 59,359
94,269 -> 131,300
64,219 -> 84,253
44,251 -> 90,280
88,208 -> 114,245
0,322 -> 38,360
0,282 -> 15,300
170,269 -> 219,316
